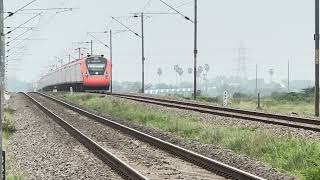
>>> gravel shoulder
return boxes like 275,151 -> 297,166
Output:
31,93 -> 225,180
7,93 -> 121,180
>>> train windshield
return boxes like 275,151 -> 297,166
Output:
86,57 -> 107,75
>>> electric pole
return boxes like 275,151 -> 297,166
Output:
0,0 -> 4,177
256,64 -> 258,94
288,60 -> 290,92
110,30 -> 113,93
78,48 -> 81,59
90,40 -> 93,55
141,12 -> 145,94
193,0 -> 198,100
315,0 -> 319,116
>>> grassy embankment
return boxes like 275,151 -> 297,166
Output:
3,106 -> 24,180
64,93 -> 320,180
190,90 -> 315,117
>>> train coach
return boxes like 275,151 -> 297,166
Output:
37,55 -> 111,92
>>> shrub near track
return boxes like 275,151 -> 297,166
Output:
64,94 -> 320,180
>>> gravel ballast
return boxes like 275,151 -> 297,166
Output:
52,92 -> 297,179
7,93 -> 122,180
31,93 -> 226,180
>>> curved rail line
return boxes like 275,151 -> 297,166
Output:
36,92 -> 265,180
22,92 -> 148,180
111,93 -> 320,132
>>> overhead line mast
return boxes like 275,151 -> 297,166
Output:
194,0 -> 198,100
315,0 -> 319,116
0,0 -> 4,178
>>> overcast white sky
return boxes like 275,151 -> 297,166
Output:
4,0 -> 316,84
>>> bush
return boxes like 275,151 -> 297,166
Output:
197,96 -> 219,103
233,92 -> 249,99
302,87 -> 315,97
303,167 -> 320,180
271,91 -> 312,102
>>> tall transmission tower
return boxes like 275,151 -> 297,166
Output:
236,41 -> 248,81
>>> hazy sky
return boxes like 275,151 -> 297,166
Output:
4,0 -> 316,84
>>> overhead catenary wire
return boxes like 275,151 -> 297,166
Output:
4,0 -> 38,20
6,35 -> 33,56
5,26 -> 35,29
176,0 -> 193,8
21,7 -> 76,11
114,29 -> 130,35
111,16 -> 141,38
6,48 -> 28,57
5,0 -> 77,81
159,0 -> 193,23
109,15 -> 147,33
7,29 -> 31,43
6,13 -> 41,35
87,33 -> 110,48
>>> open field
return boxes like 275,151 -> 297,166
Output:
63,93 -> 320,180
231,99 -> 314,116
182,90 -> 316,117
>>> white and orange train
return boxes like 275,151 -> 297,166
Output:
37,55 -> 111,92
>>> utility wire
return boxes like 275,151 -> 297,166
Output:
4,0 -> 37,20
9,12 -> 40,15
176,0 -> 193,8
13,38 -> 46,41
159,0 -> 193,23
21,8 -> 75,11
111,16 -> 141,38
7,47 -> 27,55
7,29 -> 31,43
5,26 -> 35,29
6,35 -> 33,56
87,33 -> 109,48
6,13 -> 41,35
114,29 -> 130,35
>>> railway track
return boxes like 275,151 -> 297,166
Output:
23,92 -> 146,180
111,93 -> 320,132
27,92 -> 264,180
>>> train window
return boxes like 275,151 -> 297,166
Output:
86,57 -> 107,75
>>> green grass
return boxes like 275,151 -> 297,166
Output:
3,106 -> 25,180
4,107 -> 16,136
187,94 -> 315,117
64,94 -> 320,179
179,91 -> 315,117
230,99 -> 314,116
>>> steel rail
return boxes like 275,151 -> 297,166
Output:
22,92 -> 148,180
111,93 -> 320,132
36,92 -> 265,180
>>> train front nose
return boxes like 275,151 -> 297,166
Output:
83,56 -> 110,89
85,75 -> 109,87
